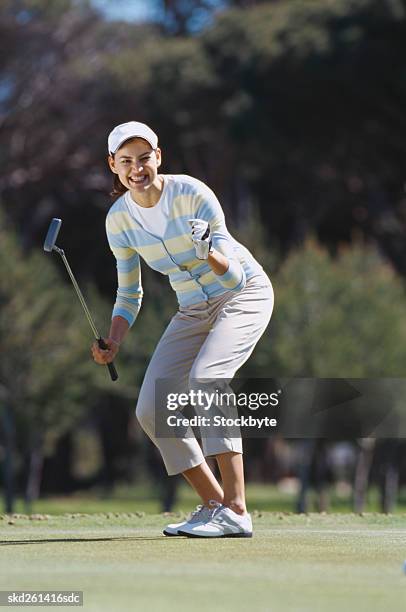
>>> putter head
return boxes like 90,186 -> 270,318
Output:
43,218 -> 62,252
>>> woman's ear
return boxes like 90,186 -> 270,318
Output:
155,147 -> 162,168
108,154 -> 118,174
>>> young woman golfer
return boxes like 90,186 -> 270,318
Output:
92,121 -> 274,537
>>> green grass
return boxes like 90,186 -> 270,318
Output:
11,482 -> 406,515
1,512 -> 406,612
14,483 -> 295,515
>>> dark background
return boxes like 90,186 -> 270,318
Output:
1,0 -> 406,514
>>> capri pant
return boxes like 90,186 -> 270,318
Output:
135,274 -> 274,475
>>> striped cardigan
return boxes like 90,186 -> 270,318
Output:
106,174 -> 264,326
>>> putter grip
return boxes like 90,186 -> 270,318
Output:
97,338 -> 118,382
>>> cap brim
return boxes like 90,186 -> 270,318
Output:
109,135 -> 156,154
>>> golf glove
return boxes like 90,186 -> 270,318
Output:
189,219 -> 213,260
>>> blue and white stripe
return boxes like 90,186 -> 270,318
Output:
106,174 -> 264,326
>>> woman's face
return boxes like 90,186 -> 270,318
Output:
108,137 -> 161,193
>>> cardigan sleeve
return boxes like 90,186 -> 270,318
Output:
194,181 -> 246,291
106,210 -> 143,327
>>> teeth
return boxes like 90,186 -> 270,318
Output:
131,176 -> 146,183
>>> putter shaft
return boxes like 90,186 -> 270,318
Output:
43,217 -> 118,382
54,246 -> 100,339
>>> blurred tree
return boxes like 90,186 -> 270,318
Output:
200,0 -> 406,268
2,0 -> 406,295
0,0 -> 154,295
158,0 -> 226,34
226,0 -> 277,6
0,209 -> 108,508
244,239 -> 406,377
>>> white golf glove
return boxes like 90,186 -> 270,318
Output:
188,219 -> 213,260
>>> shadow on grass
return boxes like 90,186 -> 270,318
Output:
0,536 -> 167,545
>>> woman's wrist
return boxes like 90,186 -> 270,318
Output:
109,315 -> 130,347
207,249 -> 229,276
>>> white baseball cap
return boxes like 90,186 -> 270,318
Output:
108,121 -> 158,154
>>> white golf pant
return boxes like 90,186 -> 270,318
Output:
135,274 -> 274,475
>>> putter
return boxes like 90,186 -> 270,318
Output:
43,218 -> 118,382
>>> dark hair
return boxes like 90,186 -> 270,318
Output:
110,172 -> 128,200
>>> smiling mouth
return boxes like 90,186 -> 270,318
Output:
129,175 -> 148,186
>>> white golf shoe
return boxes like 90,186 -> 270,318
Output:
163,504 -> 214,536
178,501 -> 253,538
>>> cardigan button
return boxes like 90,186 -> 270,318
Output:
179,266 -> 187,271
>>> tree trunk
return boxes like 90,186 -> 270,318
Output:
25,438 -> 44,514
1,403 -> 15,514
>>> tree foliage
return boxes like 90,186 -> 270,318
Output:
246,239 -> 406,377
2,0 -> 406,495
1,0 -> 406,284
0,209 -> 105,454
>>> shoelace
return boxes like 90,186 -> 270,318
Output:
189,500 -> 223,524
206,499 -> 223,521
189,505 -> 211,523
